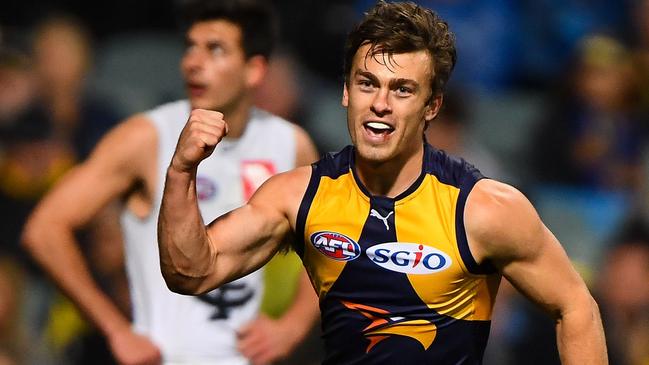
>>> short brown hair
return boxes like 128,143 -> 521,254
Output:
344,1 -> 456,98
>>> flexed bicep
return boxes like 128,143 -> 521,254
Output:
202,168 -> 310,289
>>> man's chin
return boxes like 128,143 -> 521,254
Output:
189,99 -> 218,111
355,144 -> 393,164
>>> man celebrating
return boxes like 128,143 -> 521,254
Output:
158,1 -> 607,364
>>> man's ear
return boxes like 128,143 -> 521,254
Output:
424,94 -> 443,122
245,55 -> 268,88
342,82 -> 349,108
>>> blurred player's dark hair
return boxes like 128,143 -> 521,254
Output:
178,0 -> 278,60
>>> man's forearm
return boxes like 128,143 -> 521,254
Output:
277,270 -> 319,347
556,296 -> 608,364
158,166 -> 216,294
22,223 -> 130,339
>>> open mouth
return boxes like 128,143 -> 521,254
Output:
363,121 -> 395,137
187,82 -> 207,96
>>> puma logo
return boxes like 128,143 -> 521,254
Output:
370,209 -> 394,230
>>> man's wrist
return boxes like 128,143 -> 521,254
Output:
168,158 -> 196,177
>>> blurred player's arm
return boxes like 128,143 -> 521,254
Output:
465,179 -> 607,365
237,271 -> 319,365
22,115 -> 162,365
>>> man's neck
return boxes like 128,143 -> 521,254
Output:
215,96 -> 254,139
354,145 -> 424,198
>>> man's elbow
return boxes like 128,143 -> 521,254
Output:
557,290 -> 602,324
160,268 -> 217,296
587,294 -> 603,322
21,213 -> 54,255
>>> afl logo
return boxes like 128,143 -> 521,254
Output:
310,231 -> 361,261
366,242 -> 451,274
196,176 -> 217,201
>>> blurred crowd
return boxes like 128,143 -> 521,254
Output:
1,0 -> 649,364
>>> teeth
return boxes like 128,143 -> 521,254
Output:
366,122 -> 392,130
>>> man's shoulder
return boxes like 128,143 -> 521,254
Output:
465,179 -> 540,262
247,107 -> 297,137
249,107 -> 291,125
90,113 -> 158,166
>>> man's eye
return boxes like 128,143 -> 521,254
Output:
210,46 -> 224,55
358,80 -> 373,89
396,86 -> 412,96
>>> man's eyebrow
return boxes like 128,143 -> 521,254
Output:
354,70 -> 379,83
355,70 -> 420,90
389,78 -> 420,90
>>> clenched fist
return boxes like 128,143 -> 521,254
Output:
171,109 -> 229,173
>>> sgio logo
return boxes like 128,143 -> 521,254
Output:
310,231 -> 361,261
366,242 -> 451,274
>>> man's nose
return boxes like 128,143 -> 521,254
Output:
182,50 -> 205,73
370,88 -> 392,116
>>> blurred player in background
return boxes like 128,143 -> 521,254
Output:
22,0 -> 319,364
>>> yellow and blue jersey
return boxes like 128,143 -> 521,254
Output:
294,143 -> 501,364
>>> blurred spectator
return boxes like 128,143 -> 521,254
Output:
629,0 -> 649,115
517,0 -> 631,89
28,15 -> 127,365
531,35 -> 645,193
32,15 -> 121,159
596,218 -> 649,365
0,48 -> 36,128
0,47 -> 70,257
0,16 -> 126,365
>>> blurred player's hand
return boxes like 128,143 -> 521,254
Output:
237,314 -> 299,365
171,108 -> 229,173
108,328 -> 162,365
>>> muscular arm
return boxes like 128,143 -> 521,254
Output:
158,109 -> 310,295
465,180 -> 607,364
21,116 -> 161,365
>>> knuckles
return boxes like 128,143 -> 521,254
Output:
189,108 -> 224,121
186,109 -> 228,136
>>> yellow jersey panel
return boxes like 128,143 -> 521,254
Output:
303,173 -> 369,299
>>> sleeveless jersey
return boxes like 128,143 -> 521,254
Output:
295,143 -> 500,364
121,100 -> 296,364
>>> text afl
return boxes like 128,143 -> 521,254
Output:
310,231 -> 361,261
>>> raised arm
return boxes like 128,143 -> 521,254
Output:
465,179 -> 607,364
21,116 -> 162,365
158,109 -> 308,295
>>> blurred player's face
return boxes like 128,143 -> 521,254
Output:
343,44 -> 441,164
181,20 -> 258,111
